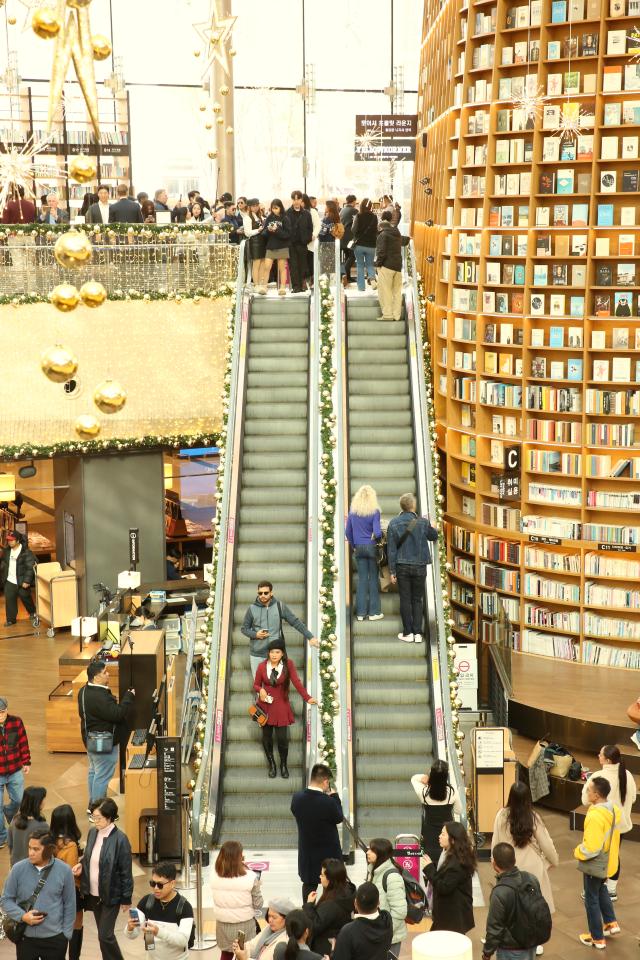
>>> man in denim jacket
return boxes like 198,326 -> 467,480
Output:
387,493 -> 438,644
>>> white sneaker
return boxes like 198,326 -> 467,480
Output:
356,616 -> 365,621
414,633 -> 423,643
399,633 -> 414,643
536,948 -> 544,956
369,613 -> 384,621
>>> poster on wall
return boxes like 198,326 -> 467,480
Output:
453,642 -> 478,710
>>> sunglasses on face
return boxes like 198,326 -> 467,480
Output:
150,880 -> 171,889
258,590 -> 270,596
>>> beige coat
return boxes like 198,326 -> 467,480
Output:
491,808 -> 559,912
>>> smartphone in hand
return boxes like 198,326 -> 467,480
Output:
129,909 -> 139,922
237,931 -> 246,950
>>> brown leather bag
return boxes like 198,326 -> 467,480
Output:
165,499 -> 187,537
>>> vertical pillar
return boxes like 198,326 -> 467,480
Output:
211,0 -> 235,199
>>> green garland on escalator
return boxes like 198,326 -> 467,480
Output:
189,289 -> 237,786
415,274 -> 466,777
316,277 -> 340,778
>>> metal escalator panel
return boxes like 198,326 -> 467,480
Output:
218,294 -> 312,848
345,295 -> 434,843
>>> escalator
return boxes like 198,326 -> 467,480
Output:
215,294 -> 313,848
345,294 -> 434,840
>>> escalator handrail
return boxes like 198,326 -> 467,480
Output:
191,239 -> 250,845
402,241 -> 467,817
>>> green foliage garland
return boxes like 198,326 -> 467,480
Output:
0,432 -> 220,462
0,283 -> 235,308
316,278 -> 339,777
0,222 -> 230,240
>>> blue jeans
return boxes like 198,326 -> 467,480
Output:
251,654 -> 265,678
87,745 -> 119,804
355,545 -> 380,617
583,874 -> 616,940
497,951 -> 535,960
354,246 -> 375,292
0,769 -> 24,843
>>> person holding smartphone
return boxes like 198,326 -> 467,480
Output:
124,862 -> 194,960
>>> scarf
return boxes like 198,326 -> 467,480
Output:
254,926 -> 286,957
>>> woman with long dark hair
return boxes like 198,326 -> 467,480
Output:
422,822 -> 476,934
492,781 -> 558,953
366,838 -> 407,958
212,840 -> 263,960
257,199 -> 290,296
302,858 -> 356,955
351,198 -> 379,292
254,640 -> 317,779
582,745 -> 637,899
241,198 -> 266,285
273,910 -> 323,960
51,804 -> 84,960
8,784 -> 46,865
411,759 -> 463,864
318,200 -> 341,277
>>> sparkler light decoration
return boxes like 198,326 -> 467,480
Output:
0,135 -> 58,217
553,103 -> 588,140
193,0 -> 237,79
511,87 -> 547,123
355,123 -> 384,156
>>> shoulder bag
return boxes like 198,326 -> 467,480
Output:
577,804 -> 616,878
2,864 -> 53,943
80,687 -> 114,755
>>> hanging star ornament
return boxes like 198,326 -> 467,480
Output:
355,124 -> 383,157
0,134 -> 58,217
553,101 -> 587,140
193,0 -> 237,79
511,86 -> 547,123
46,0 -> 100,137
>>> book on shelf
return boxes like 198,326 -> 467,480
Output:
625,64 -> 640,91
550,326 -> 565,347
577,135 -> 593,159
619,234 -> 635,255
550,360 -> 565,378
567,358 -> 583,381
591,330 -> 606,348
617,263 -> 635,285
597,203 -> 615,226
607,29 -> 627,54
603,66 -> 622,92
612,356 -> 632,382
622,169 -> 639,192
595,237 -> 610,256
548,39 -> 561,59
568,326 -> 583,346
597,264 -> 613,285
560,140 -> 576,162
557,170 -> 575,194
582,32 -> 598,55
595,294 -> 611,317
551,0 -> 567,20
614,291 -> 634,315
600,170 -> 616,193
572,203 -> 589,226
622,205 -> 636,225
603,102 -> 622,126
531,357 -> 547,378
531,328 -> 545,346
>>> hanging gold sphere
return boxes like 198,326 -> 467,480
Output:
212,101 -> 222,114
207,151 -> 218,159
75,414 -> 100,439
49,283 -> 80,312
54,230 -> 92,269
94,379 -> 127,414
199,103 -> 207,112
219,84 -> 230,96
205,122 -> 213,130
91,34 -> 111,60
8,15 -> 16,24
216,116 -> 224,125
68,154 -> 96,184
79,280 -> 107,308
32,7 -> 62,38
41,344 -> 78,383
226,125 -> 234,135
67,0 -> 92,7
194,49 -> 201,57
229,47 -> 236,57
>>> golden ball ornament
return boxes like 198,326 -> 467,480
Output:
68,154 -> 96,184
91,34 -> 111,60
207,151 -> 218,159
216,116 -> 224,126
31,7 -> 61,38
194,49 -> 201,57
79,280 -> 107,308
53,230 -> 92,269
219,84 -> 230,96
8,14 -> 16,23
41,344 -> 78,383
205,122 -> 213,130
229,47 -> 236,57
49,283 -> 80,312
212,101 -> 222,114
75,414 -> 101,439
226,125 -> 234,135
199,103 -> 207,112
94,379 -> 127,414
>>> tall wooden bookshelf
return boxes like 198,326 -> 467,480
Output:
0,84 -> 132,213
413,0 -> 640,692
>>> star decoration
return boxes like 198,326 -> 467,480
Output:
511,87 -> 547,123
355,124 -> 383,156
46,0 -> 100,137
0,133 -> 59,217
553,101 -> 588,140
193,0 -> 237,79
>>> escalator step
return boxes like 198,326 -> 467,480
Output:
235,523 -> 305,544
246,371 -> 309,388
348,379 -> 409,396
249,357 -> 308,373
348,478 -> 415,496
246,387 -> 308,404
248,341 -> 308,358
352,662 -> 429,682
236,543 -> 306,564
349,412 -> 411,428
250,299 -> 310,316
349,395 -> 410,411
251,327 -> 309,343
240,490 -> 307,508
242,470 -> 307,487
245,403 -> 308,421
233,562 -> 308,583
242,452 -> 308,471
348,334 -> 407,350
355,729 -> 433,753
243,435 -> 308,453
349,364 -> 409,381
244,419 -> 306,436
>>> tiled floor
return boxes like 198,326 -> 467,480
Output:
1,632 -> 639,958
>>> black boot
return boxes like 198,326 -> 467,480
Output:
69,927 -> 83,960
263,743 -> 277,778
279,747 -> 289,779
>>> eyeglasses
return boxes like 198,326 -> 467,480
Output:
149,880 -> 171,889
257,590 -> 271,596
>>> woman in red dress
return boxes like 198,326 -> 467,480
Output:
254,640 -> 317,779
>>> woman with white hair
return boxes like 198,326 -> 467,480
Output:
345,485 -> 383,621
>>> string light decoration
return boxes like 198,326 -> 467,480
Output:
0,135 -> 58,217
192,0 -> 237,80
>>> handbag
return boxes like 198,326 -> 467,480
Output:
80,688 -> 114,755
577,804 -> 616,878
2,864 -> 53,943
249,700 -> 268,726
165,498 -> 188,538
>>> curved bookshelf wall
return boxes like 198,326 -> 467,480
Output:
413,0 -> 640,693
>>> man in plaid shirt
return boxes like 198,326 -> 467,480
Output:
0,695 -> 30,849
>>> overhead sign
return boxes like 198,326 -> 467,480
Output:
354,139 -> 416,161
355,114 -> 418,137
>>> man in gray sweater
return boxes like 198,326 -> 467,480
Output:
241,580 -> 318,676
1,827 -> 75,959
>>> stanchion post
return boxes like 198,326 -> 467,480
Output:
190,846 -> 216,951
177,794 -> 195,890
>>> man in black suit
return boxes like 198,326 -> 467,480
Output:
291,762 -> 343,900
108,183 -> 143,223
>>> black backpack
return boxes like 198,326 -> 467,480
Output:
507,874 -> 552,948
143,894 -> 195,949
381,864 -> 428,925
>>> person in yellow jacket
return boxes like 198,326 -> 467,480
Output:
574,776 -> 621,949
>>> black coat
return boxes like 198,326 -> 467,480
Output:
108,197 -> 143,224
286,207 -> 313,246
352,211 -> 378,248
374,221 -> 409,272
339,203 -> 357,246
0,544 -> 37,588
332,911 -> 393,960
303,882 -> 356,955
261,212 -> 290,251
78,683 -> 134,747
484,867 -> 539,955
79,825 -> 133,905
423,858 -> 474,934
290,788 -> 343,883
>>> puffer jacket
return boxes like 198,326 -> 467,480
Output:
211,870 -> 263,923
374,221 -> 409,272
369,861 -> 407,944
0,542 -> 37,588
79,826 -> 133,906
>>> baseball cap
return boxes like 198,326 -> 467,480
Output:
0,697 -> 8,710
